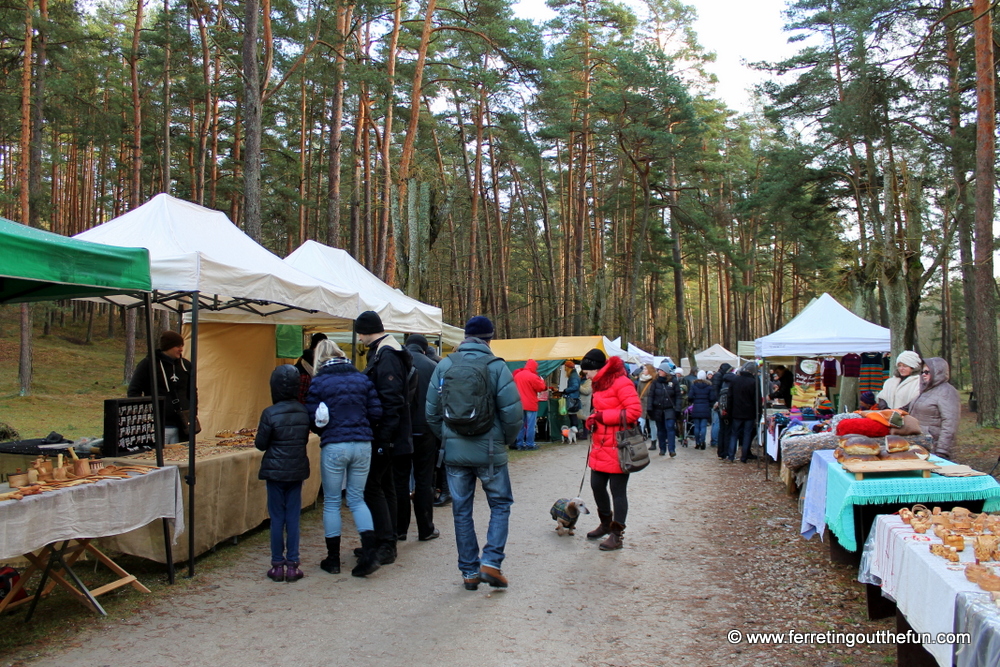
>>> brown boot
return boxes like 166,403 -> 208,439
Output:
586,511 -> 613,540
599,522 -> 625,550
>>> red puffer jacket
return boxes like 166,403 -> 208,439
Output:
513,359 -> 547,411
587,357 -> 643,474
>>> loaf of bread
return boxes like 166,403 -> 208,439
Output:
879,449 -> 920,460
885,434 -> 910,453
840,436 -> 880,456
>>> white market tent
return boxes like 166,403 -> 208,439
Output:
627,343 -> 654,366
754,293 -> 890,358
74,194 -> 361,325
285,240 -> 443,335
684,343 -> 740,372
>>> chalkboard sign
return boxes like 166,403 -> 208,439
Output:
103,397 -> 163,457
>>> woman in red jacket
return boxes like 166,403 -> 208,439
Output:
582,350 -> 642,550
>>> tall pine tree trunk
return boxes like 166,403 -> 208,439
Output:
242,0 -> 262,240
18,0 -> 35,396
971,0 -> 999,425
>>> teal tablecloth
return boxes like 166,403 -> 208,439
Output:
821,449 -> 1000,551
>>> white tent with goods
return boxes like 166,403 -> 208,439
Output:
692,343 -> 740,372
753,292 -> 891,470
75,194 -> 359,575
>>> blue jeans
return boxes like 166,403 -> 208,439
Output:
710,410 -> 720,446
729,419 -> 756,462
267,480 -> 303,563
321,441 -> 374,537
447,464 -> 513,579
655,416 -> 676,454
692,418 -> 709,446
515,411 -> 539,449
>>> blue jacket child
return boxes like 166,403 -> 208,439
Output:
256,364 -> 311,583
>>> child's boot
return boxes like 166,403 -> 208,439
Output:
320,536 -> 341,574
285,561 -> 304,582
267,560 -> 285,582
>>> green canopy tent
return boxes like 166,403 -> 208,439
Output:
0,217 -> 174,588
0,218 -> 151,302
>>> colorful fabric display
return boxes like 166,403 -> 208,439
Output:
858,352 -> 885,394
841,353 -> 861,378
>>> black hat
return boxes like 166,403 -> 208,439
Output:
464,315 -> 495,340
309,332 -> 328,349
159,330 -> 184,351
581,348 -> 606,370
406,333 -> 429,352
354,311 -> 384,335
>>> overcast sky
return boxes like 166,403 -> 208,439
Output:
512,0 -> 801,112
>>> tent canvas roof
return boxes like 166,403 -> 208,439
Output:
489,336 -> 604,362
74,194 -> 358,325
754,293 -> 890,358
284,240 -> 442,334
680,343 -> 739,372
0,217 -> 151,303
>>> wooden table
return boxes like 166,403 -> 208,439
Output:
0,466 -> 183,620
100,434 -> 321,563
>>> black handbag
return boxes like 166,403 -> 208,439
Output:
616,409 -> 649,473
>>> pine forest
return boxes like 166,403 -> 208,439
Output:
2,0 -> 1000,425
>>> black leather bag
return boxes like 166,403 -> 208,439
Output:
616,410 -> 649,473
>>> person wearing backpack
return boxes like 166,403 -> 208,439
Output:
426,316 -> 523,591
647,360 -> 680,457
512,359 -> 547,450
355,310 -> 413,568
712,363 -> 734,460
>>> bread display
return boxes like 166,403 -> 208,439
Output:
840,436 -> 881,456
884,434 -> 910,453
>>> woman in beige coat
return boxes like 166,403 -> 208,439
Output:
908,357 -> 960,459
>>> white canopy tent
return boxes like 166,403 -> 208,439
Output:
74,194 -> 360,325
285,240 -> 444,335
627,343 -> 654,366
754,293 -> 890,358
680,343 -> 740,373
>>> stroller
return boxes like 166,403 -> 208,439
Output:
677,404 -> 693,447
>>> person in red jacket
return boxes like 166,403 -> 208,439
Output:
512,359 -> 547,450
582,351 -> 642,551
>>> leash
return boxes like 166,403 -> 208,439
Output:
578,437 -> 590,497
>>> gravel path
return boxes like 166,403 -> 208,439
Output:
15,440 -> 893,667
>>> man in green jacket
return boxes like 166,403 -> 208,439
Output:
426,316 -> 522,591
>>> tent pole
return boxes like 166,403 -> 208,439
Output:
186,295 -> 199,578
351,327 -> 358,367
762,360 -> 770,482
143,293 -> 174,585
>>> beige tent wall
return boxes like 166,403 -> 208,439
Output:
183,322 -> 276,435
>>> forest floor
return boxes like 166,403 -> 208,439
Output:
0,307 -> 996,666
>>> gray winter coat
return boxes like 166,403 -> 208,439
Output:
426,339 -> 523,468
908,357 -> 960,458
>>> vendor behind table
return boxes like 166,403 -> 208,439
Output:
127,330 -> 196,444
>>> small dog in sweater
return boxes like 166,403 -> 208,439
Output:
550,497 -> 590,536
561,425 -> 578,444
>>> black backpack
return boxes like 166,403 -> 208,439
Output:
717,384 -> 731,417
440,353 -> 502,436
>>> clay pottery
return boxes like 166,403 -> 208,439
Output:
7,470 -> 28,488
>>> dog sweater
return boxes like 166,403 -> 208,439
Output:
550,498 -> 578,526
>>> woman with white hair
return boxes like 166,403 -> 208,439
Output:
876,351 -> 922,410
305,339 -> 383,577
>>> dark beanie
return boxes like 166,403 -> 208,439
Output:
354,311 -> 384,335
581,348 -> 606,371
159,330 -> 184,351
309,332 -> 328,349
406,333 -> 429,352
464,315 -> 494,340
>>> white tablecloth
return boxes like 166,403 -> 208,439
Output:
861,514 -> 982,666
800,448 -> 832,540
0,466 -> 184,560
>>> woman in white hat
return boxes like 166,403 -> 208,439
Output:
875,350 -> 922,411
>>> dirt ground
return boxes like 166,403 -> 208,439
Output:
7,439 -> 895,667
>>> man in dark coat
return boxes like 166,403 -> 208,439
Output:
127,330 -> 194,443
712,363 -> 735,460
398,334 -> 441,541
727,362 -> 762,463
355,310 -> 413,565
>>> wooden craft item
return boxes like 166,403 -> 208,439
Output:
943,532 -> 965,551
840,459 -> 940,480
74,460 -> 90,477
52,466 -> 68,481
26,468 -> 38,484
975,536 -> 999,562
7,470 -> 28,488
